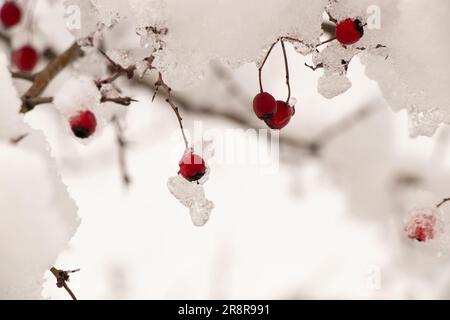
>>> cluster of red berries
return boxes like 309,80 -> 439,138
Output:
253,93 -> 295,130
69,110 -> 97,139
178,151 -> 207,182
1,2 -> 40,72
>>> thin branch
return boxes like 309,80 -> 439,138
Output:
112,116 -> 131,186
155,73 -> 190,150
22,96 -> 54,111
101,96 -> 137,106
50,267 -> 79,300
304,62 -> 324,71
318,37 -> 337,47
9,134 -> 28,145
11,71 -> 36,81
21,42 -> 83,113
436,198 -> 450,209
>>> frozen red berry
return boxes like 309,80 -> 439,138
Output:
69,110 -> 97,139
0,1 -> 22,28
178,152 -> 206,182
253,92 -> 277,120
12,45 -> 39,72
404,209 -> 443,242
265,100 -> 295,130
336,18 -> 364,45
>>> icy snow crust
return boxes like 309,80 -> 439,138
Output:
0,53 -> 79,299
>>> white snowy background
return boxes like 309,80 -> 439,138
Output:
1,0 -> 450,299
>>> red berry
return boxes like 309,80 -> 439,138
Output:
336,18 -> 364,45
0,1 -> 22,28
405,210 -> 438,243
265,101 -> 295,130
69,110 -> 97,139
12,45 -> 39,72
253,92 -> 277,120
178,152 -> 206,182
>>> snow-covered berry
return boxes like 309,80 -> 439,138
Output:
12,45 -> 39,72
0,1 -> 21,28
253,92 -> 277,120
178,152 -> 207,182
69,110 -> 97,139
404,208 -> 444,243
265,100 -> 295,130
336,18 -> 364,45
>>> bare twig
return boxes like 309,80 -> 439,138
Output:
304,62 -> 324,71
112,116 -> 131,186
22,96 -> 54,111
154,73 -> 190,150
11,71 -> 36,81
9,134 -> 28,145
436,198 -> 450,209
101,96 -> 137,106
50,267 -> 80,300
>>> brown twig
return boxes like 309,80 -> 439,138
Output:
21,42 -> 83,113
112,116 -> 131,186
436,198 -> 450,209
21,96 -> 54,111
9,134 -> 28,145
304,62 -> 324,71
11,71 -> 36,81
101,96 -> 137,106
50,267 -> 80,300
154,73 -> 190,150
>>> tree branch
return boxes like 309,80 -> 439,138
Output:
112,116 -> 131,186
50,267 -> 80,300
21,42 -> 83,113
154,73 -> 190,150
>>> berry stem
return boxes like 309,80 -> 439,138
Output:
155,73 -> 190,150
280,39 -> 291,104
258,39 -> 279,93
